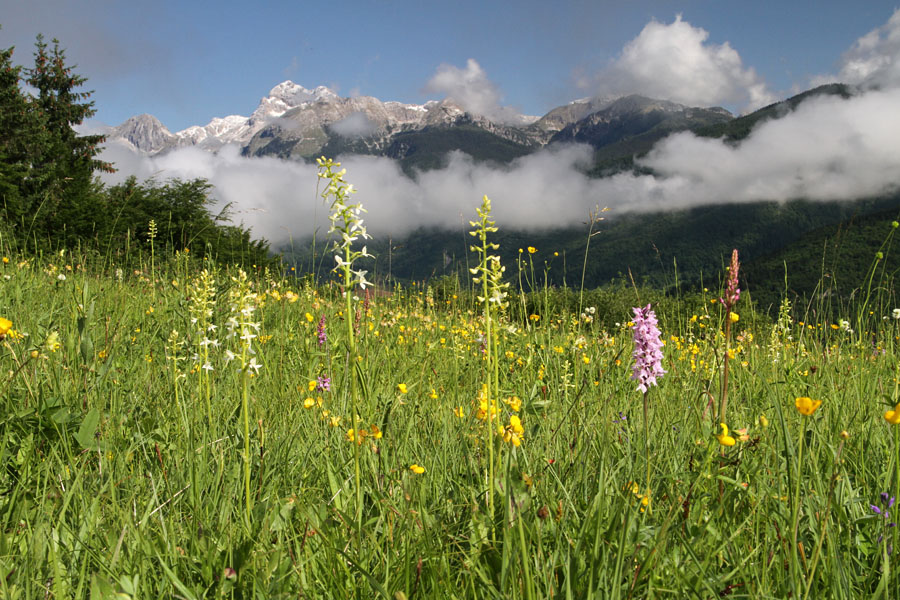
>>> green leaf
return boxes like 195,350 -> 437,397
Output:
76,408 -> 100,449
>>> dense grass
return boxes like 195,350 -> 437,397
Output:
2,230 -> 900,598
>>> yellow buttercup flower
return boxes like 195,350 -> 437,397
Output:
527,246 -> 537,254
885,403 -> 900,425
729,312 -> 739,323
795,397 -> 822,416
503,396 -> 522,412
716,423 -> 736,447
410,464 -> 425,474
397,383 -> 408,394
0,317 -> 12,336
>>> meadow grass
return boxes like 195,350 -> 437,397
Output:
2,219 -> 900,598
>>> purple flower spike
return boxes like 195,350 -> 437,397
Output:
719,249 -> 740,309
316,375 -> 331,392
630,304 -> 666,394
316,314 -> 327,346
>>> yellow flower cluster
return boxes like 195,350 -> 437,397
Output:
498,414 -> 524,447
626,482 -> 651,512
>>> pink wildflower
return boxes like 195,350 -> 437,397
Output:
719,249 -> 740,309
631,304 -> 666,393
316,314 -> 327,346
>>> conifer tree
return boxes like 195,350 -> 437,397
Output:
0,36 -> 33,226
23,34 -> 113,243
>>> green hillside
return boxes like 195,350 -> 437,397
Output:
694,83 -> 854,143
285,195 -> 900,315
743,200 -> 900,314
384,124 -> 535,174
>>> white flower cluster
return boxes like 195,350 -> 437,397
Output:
225,270 -> 262,375
581,306 -> 597,323
469,195 -> 509,311
317,157 -> 373,291
188,269 -> 219,374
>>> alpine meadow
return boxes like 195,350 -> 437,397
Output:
5,7 -> 900,599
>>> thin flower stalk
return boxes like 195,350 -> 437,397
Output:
227,269 -> 261,526
718,248 -> 740,426
317,157 -> 372,534
188,268 -> 217,423
631,303 -> 666,501
469,195 -> 509,534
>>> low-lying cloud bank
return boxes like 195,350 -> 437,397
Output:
98,79 -> 900,247
91,100 -> 878,244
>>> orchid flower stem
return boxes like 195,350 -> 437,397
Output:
719,316 -> 732,425
242,364 -> 251,527
790,417 -> 807,596
643,390 -> 651,503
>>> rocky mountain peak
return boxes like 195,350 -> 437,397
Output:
110,114 -> 174,154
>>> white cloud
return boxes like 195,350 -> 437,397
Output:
424,58 -> 526,124
97,88 -> 900,246
636,88 -> 900,207
831,8 -> 900,89
587,15 -> 776,112
330,112 -> 378,138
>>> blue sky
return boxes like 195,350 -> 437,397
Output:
1,0 -> 898,131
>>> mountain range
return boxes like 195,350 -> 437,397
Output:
107,80 -> 733,172
107,80 -> 900,311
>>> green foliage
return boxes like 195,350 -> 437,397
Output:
0,29 -> 274,269
0,34 -> 114,241
1,246 -> 899,597
97,176 -> 274,267
745,202 -> 900,317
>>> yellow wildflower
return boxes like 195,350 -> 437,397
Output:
795,397 -> 822,416
885,403 -> 900,425
716,423 -> 736,447
410,464 -> 425,474
503,396 -> 522,412
502,414 -> 525,446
